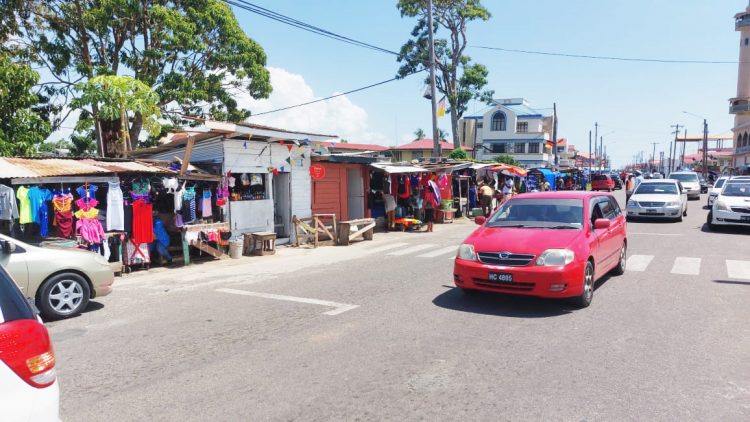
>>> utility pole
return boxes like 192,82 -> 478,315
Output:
670,124 -> 683,173
702,119 -> 709,179
681,129 -> 687,170
604,145 -> 607,169
588,130 -> 592,189
650,142 -> 658,172
659,151 -> 664,174
599,136 -> 603,170
594,122 -> 598,163
668,141 -> 673,175
426,0 -> 440,160
552,103 -> 558,168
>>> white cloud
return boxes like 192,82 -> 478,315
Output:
233,67 -> 393,145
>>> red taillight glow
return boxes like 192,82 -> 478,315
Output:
0,319 -> 57,388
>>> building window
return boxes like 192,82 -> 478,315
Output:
392,151 -> 402,161
412,150 -> 423,160
528,143 -> 540,154
491,111 -> 506,131
516,122 -> 528,133
745,38 -> 749,46
477,122 -> 483,129
514,143 -> 526,154
491,143 -> 506,153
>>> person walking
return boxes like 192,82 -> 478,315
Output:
383,192 -> 396,231
501,178 -> 515,203
478,182 -> 494,217
423,184 -> 439,232
625,175 -> 636,203
541,179 -> 551,191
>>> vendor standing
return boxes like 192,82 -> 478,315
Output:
422,184 -> 439,233
478,183 -> 494,217
383,192 -> 397,231
501,178 -> 515,203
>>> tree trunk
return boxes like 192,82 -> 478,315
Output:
129,111 -> 143,151
450,109 -> 460,149
92,104 -> 104,157
99,118 -> 125,158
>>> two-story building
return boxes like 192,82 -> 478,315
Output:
458,98 -> 554,167
390,139 -> 469,162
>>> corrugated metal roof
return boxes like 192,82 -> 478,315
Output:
79,159 -> 165,173
0,158 -> 38,177
2,157 -> 108,177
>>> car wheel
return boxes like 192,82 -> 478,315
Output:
572,261 -> 595,308
37,273 -> 90,320
676,213 -> 683,222
707,212 -> 717,231
683,207 -> 687,217
612,243 -> 626,276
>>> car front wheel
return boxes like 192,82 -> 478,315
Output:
37,273 -> 91,320
612,243 -> 626,276
572,261 -> 595,308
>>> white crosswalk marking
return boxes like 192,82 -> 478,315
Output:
670,257 -> 701,275
417,246 -> 458,258
726,260 -> 750,280
366,242 -> 410,254
386,244 -> 436,256
627,255 -> 654,272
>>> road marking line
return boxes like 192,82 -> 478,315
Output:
726,260 -> 750,280
386,244 -> 436,256
627,255 -> 654,272
628,233 -> 683,236
417,245 -> 458,258
216,288 -> 359,316
670,257 -> 701,275
365,242 -> 410,253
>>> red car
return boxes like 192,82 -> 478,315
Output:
591,174 -> 615,191
454,192 -> 627,307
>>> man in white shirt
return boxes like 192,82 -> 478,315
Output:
383,193 -> 397,231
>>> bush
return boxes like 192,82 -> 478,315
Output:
449,148 -> 468,160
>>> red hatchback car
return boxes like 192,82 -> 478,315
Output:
454,192 -> 627,307
591,174 -> 616,191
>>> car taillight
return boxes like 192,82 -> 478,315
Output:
0,319 -> 57,388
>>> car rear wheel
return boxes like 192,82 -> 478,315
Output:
612,243 -> 626,276
37,273 -> 90,320
572,261 -> 595,308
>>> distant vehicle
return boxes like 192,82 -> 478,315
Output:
708,176 -> 729,207
454,192 -> 627,308
591,174 -> 616,191
609,173 -> 623,190
626,179 -> 688,222
651,173 -> 664,179
707,179 -> 750,231
698,175 -> 710,193
0,264 -> 60,422
0,234 -> 114,320
668,172 -> 701,200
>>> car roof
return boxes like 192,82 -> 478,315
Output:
639,179 -> 677,184
670,171 -> 697,174
515,191 -> 609,200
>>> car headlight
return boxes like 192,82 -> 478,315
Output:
456,244 -> 477,261
665,201 -> 680,208
627,200 -> 639,208
93,254 -> 110,266
715,199 -> 731,211
535,249 -> 575,266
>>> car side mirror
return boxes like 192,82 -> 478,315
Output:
594,218 -> 611,230
475,216 -> 486,225
0,240 -> 15,254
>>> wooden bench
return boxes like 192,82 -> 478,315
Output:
250,231 -> 277,256
337,218 -> 375,246
293,214 -> 337,247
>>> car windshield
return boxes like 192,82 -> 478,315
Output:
671,173 -> 698,182
634,183 -> 678,195
722,182 -> 750,197
486,198 -> 584,229
714,178 -> 727,189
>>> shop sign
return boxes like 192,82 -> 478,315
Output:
309,164 -> 326,180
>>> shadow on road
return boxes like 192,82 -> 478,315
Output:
432,286 -> 574,318
700,223 -> 750,235
713,279 -> 750,286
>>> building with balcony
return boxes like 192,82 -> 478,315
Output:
731,2 -> 750,172
458,98 -> 554,167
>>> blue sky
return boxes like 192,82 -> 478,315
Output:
226,0 -> 749,167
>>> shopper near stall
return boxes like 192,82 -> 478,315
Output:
383,192 -> 397,231
478,182 -> 494,217
541,179 -> 552,191
422,184 -> 439,233
150,212 -> 173,265
501,178 -> 515,203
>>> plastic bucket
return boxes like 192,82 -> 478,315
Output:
229,240 -> 243,259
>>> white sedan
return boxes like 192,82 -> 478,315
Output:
626,179 -> 688,222
707,178 -> 750,230
707,176 -> 729,207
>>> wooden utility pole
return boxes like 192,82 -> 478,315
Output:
552,103 -> 558,167
670,124 -> 683,173
588,130 -> 592,189
426,0 -> 440,160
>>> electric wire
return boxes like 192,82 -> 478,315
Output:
472,45 -> 739,64
222,0 -> 399,56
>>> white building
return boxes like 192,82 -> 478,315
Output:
732,2 -> 750,173
458,98 -> 554,167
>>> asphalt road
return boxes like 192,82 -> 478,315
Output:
47,190 -> 750,421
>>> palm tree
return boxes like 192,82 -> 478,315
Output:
438,128 -> 448,140
414,128 -> 426,140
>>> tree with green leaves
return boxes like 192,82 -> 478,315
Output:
448,148 -> 467,160
437,128 -> 448,140
22,0 -> 271,156
0,53 -> 52,156
414,128 -> 426,139
493,154 -> 520,166
397,0 -> 494,150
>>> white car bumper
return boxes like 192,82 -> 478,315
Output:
712,209 -> 750,226
627,205 -> 683,218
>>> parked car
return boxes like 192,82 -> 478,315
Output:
668,172 -> 701,200
707,178 -> 750,231
698,175 -> 710,193
453,192 -> 627,308
0,234 -> 114,320
626,179 -> 688,222
708,176 -> 729,207
609,173 -> 623,190
591,174 -> 616,191
0,264 -> 60,422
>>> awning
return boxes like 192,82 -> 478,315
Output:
488,164 -> 528,177
469,163 -> 493,170
370,163 -> 426,174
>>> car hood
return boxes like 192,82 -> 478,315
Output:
466,225 -> 583,254
718,195 -> 750,206
630,193 -> 679,204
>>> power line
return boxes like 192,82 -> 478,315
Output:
223,0 -> 399,56
248,70 -> 424,117
471,45 -> 739,64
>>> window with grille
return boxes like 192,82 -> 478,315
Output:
528,143 -> 540,153
491,112 -> 506,131
516,122 -> 528,133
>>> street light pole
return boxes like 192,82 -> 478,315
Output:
426,0 -> 440,160
702,119 -> 709,179
588,130 -> 592,189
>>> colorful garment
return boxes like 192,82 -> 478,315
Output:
181,187 -> 196,223
0,184 -> 18,221
106,181 -> 125,231
74,208 -> 99,220
32,188 -> 53,237
131,199 -> 154,244
52,193 -> 74,238
76,216 -> 105,244
26,187 -> 43,223
75,197 -> 99,211
76,184 -> 98,202
201,189 -> 212,218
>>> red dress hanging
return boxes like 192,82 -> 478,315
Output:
132,199 -> 154,244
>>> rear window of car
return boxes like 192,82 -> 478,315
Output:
0,265 -> 35,323
671,173 -> 698,182
593,175 -> 608,181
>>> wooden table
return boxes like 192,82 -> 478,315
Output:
250,231 -> 277,256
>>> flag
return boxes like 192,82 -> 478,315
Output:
437,96 -> 446,118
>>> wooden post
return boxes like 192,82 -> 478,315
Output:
180,134 -> 195,177
181,231 -> 190,265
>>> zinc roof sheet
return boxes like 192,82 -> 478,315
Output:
2,158 -> 108,177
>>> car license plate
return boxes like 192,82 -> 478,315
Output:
488,272 -> 513,283
742,216 -> 750,222
646,208 -> 657,214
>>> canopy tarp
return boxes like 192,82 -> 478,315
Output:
488,164 -> 528,177
370,163 -> 426,174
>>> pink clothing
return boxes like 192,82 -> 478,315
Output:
75,197 -> 99,211
76,217 -> 106,244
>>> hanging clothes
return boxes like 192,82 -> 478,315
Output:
181,187 -> 196,224
16,186 -> 32,224
174,181 -> 185,212
33,188 -> 53,237
131,199 -> 154,244
106,181 -> 125,231
53,193 -> 74,238
107,235 -> 122,263
76,184 -> 98,202
0,184 -> 18,221
75,208 -> 105,244
201,189 -> 212,218
26,186 -> 45,224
